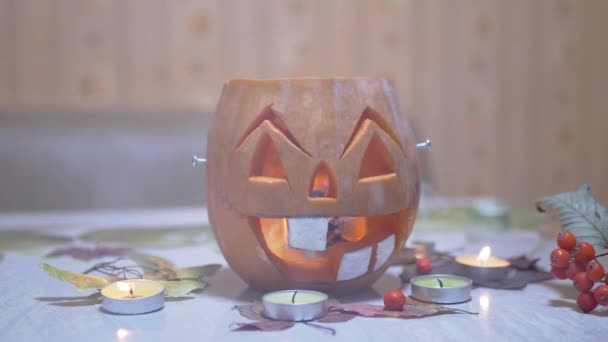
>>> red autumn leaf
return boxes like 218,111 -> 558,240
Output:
231,320 -> 295,332
234,301 -> 265,321
232,298 -> 476,334
46,246 -> 128,261
508,255 -> 540,270
329,302 -> 477,319
315,310 -> 356,323
232,302 -> 295,332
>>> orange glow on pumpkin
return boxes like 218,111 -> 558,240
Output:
250,134 -> 287,179
309,162 -> 337,198
249,209 -> 410,283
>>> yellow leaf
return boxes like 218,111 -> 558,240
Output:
174,264 -> 221,279
128,252 -> 175,271
162,279 -> 207,297
40,263 -> 114,290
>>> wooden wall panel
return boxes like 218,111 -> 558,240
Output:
0,0 -> 15,105
461,0 -> 501,197
55,0 -> 120,107
535,1 -> 584,199
364,0 -> 412,111
223,0 -> 262,79
265,0 -> 325,77
14,0 -> 55,108
1,0 -> 606,207
167,0 -> 224,110
495,0 -> 537,206
324,0 -> 360,77
582,0 -> 608,205
415,0 -> 448,193
437,0 -> 468,196
124,0 -> 170,109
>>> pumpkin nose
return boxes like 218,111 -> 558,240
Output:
309,162 -> 337,199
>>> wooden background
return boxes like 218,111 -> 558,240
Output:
1,0 -> 607,208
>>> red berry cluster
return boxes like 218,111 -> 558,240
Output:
550,231 -> 608,313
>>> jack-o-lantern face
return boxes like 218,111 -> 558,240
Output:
206,78 -> 420,292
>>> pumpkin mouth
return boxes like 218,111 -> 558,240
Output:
248,208 -> 410,283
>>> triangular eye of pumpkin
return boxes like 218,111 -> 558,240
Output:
309,162 -> 337,198
250,134 -> 287,179
359,134 -> 395,179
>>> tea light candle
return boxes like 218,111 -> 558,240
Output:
455,246 -> 511,281
410,274 -> 472,304
101,279 -> 165,314
262,290 -> 328,321
411,241 -> 435,259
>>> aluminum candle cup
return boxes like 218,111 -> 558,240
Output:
101,280 -> 165,315
455,255 -> 511,281
410,275 -> 472,304
262,290 -> 328,321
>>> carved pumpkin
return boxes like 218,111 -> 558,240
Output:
206,78 -> 420,292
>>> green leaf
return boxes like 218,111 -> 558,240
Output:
40,263 -> 115,290
162,279 -> 207,297
174,264 -> 221,279
143,263 -> 222,281
537,184 -> 608,251
128,252 -> 175,271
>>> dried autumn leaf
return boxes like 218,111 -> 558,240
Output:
232,298 -> 475,333
231,302 -> 295,332
46,246 -> 128,261
235,301 -> 265,321
174,264 -> 221,279
537,184 -> 608,252
315,310 -> 357,323
40,263 -> 115,290
508,255 -> 540,270
145,264 -> 222,281
329,302 -> 476,318
128,252 -> 175,271
137,250 -> 221,282
473,269 -> 553,289
162,279 -> 207,297
231,320 -> 295,332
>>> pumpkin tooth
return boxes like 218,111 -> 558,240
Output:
337,246 -> 373,281
373,234 -> 395,271
286,217 -> 329,251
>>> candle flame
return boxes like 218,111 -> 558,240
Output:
478,246 -> 491,264
116,281 -> 131,292
117,281 -> 135,298
415,245 -> 427,260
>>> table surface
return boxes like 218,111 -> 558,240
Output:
1,207 -> 606,342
